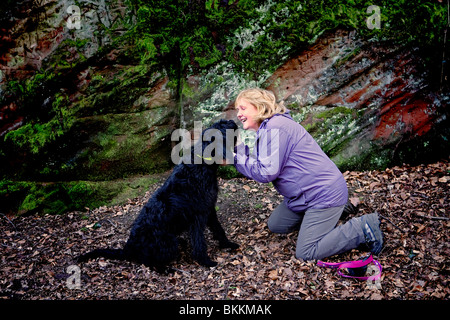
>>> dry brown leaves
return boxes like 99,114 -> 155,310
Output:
0,161 -> 448,300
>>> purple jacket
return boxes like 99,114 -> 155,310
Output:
234,112 -> 348,212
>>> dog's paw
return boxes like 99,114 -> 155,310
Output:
220,241 -> 239,251
200,259 -> 218,268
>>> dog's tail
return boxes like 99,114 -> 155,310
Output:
77,248 -> 128,263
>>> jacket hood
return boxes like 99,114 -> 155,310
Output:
259,110 -> 292,130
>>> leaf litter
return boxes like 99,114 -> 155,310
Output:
0,161 -> 448,300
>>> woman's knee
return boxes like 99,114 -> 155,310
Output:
267,203 -> 303,234
267,215 -> 285,233
295,244 -> 317,261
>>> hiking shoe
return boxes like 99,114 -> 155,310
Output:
359,212 -> 383,255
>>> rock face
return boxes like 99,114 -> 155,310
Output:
0,0 -> 177,182
265,29 -> 449,170
0,0 -> 178,214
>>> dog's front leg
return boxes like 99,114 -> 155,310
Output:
207,210 -> 239,250
189,221 -> 217,267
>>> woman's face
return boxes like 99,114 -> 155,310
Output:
235,98 -> 260,131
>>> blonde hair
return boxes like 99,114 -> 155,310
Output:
235,88 -> 286,123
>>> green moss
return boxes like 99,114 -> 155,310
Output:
333,47 -> 361,69
316,106 -> 353,119
73,110 -> 173,180
298,106 -> 356,158
333,144 -> 393,172
13,182 -> 72,215
291,105 -> 398,172
0,176 -> 160,216
217,165 -> 243,179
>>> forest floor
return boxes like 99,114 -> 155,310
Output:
0,161 -> 449,300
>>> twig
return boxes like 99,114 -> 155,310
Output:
103,218 -> 117,229
411,192 -> 429,199
0,213 -> 17,231
171,267 -> 191,277
379,214 -> 405,233
416,214 -> 450,221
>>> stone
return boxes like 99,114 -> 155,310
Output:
265,29 -> 449,170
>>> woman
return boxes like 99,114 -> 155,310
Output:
233,88 -> 383,261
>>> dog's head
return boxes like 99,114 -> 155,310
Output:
196,119 -> 238,165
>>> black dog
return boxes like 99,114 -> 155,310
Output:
78,120 -> 239,271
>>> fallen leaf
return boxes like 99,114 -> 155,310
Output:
268,269 -> 279,280
416,224 -> 426,233
1,161 -> 448,300
349,197 -> 360,207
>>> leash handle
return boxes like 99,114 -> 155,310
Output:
317,254 -> 382,281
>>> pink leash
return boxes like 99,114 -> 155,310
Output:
317,254 -> 382,281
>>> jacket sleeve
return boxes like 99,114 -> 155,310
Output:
234,128 -> 288,183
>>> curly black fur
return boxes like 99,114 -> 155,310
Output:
78,120 -> 239,272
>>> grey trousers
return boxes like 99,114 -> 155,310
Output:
267,201 -> 365,261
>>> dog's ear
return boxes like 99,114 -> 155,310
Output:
198,120 -> 239,164
200,127 -> 223,162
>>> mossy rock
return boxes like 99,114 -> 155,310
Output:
63,108 -> 175,181
289,105 -> 394,171
0,176 -> 160,216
